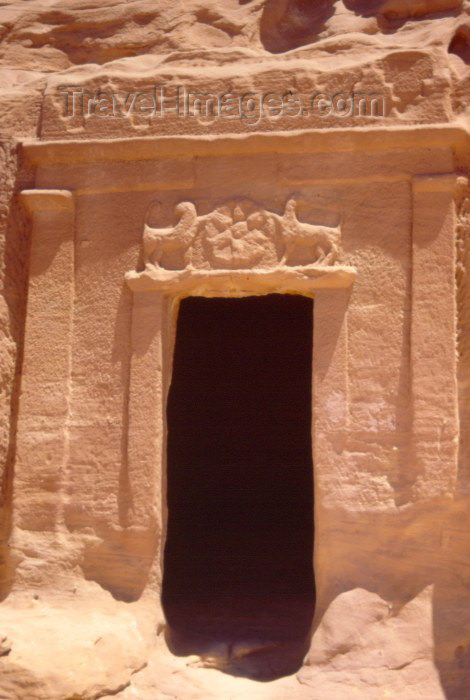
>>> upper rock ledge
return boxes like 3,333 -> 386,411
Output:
0,0 -> 467,63
0,0 -> 469,139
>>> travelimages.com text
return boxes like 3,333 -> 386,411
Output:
56,85 -> 386,125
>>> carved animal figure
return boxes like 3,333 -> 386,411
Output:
143,201 -> 198,268
281,198 -> 341,265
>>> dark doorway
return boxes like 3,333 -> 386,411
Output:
162,294 -> 315,679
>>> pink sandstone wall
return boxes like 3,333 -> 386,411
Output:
0,1 -> 469,699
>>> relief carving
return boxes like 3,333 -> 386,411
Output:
140,197 -> 342,272
201,201 -> 277,270
281,198 -> 340,266
143,202 -> 198,268
126,196 -> 354,293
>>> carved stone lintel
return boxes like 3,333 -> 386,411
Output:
125,265 -> 356,294
130,197 -> 345,287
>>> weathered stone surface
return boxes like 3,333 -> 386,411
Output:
0,1 -> 469,699
0,594 -> 147,700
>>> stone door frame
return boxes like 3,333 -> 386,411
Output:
126,277 -> 354,588
14,129 -> 459,614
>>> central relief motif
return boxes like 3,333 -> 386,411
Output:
202,201 -> 276,269
125,197 -> 354,293
141,197 -> 341,271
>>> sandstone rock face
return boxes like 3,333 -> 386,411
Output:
0,1 -> 470,699
0,596 -> 147,700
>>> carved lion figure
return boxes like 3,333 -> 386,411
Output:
281,198 -> 341,265
143,201 -> 198,268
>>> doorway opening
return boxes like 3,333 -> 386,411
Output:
162,294 -> 315,679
